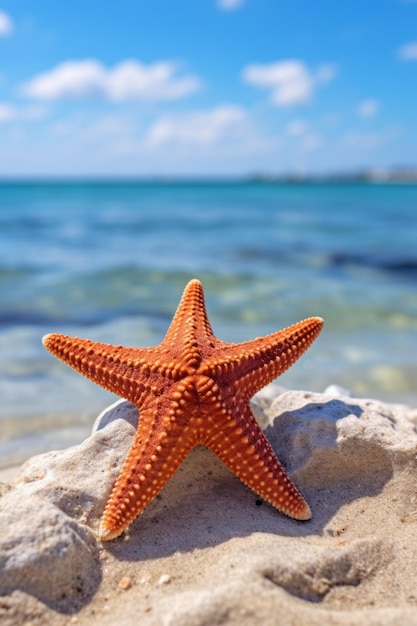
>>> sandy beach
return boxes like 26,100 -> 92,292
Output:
1,385 -> 417,626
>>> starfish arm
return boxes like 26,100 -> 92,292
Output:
42,333 -> 156,405
99,402 -> 197,541
202,317 -> 323,399
204,402 -> 311,520
161,279 -> 217,370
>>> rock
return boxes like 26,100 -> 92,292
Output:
1,387 -> 417,625
13,409 -> 135,528
92,398 -> 139,433
0,405 -> 137,615
0,494 -> 99,612
264,390 -> 417,487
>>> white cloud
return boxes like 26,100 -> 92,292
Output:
21,59 -> 201,101
243,61 -> 312,106
146,106 -> 248,147
0,10 -> 13,36
357,99 -> 379,118
398,41 -> 417,60
242,60 -> 336,107
217,0 -> 244,10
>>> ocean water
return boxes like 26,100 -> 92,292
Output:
1,181 -> 416,467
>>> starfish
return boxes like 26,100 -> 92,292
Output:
43,279 -> 323,541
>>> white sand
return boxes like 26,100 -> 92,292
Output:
1,387 -> 417,626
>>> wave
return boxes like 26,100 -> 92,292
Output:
327,252 -> 417,278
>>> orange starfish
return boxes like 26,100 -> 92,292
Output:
43,279 -> 323,541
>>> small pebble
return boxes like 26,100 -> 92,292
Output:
140,575 -> 151,584
118,576 -> 132,590
157,574 -> 171,585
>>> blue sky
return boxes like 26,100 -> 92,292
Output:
0,0 -> 416,176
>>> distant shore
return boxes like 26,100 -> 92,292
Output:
0,166 -> 417,185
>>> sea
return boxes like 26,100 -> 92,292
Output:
1,180 -> 416,468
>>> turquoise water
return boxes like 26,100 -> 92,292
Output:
1,181 -> 416,466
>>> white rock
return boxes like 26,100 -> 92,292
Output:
263,390 -> 417,485
13,410 -> 135,526
0,494 -> 98,611
92,398 -> 139,434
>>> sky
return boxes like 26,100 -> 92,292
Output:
0,0 -> 416,177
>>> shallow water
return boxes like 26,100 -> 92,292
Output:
1,181 -> 416,466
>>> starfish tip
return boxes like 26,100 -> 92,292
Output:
184,277 -> 203,292
99,521 -> 121,542
42,333 -> 53,348
297,503 -> 312,521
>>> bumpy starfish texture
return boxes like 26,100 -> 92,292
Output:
43,279 -> 323,541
